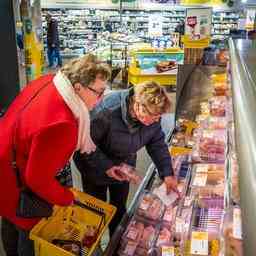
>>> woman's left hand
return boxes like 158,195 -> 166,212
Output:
164,176 -> 180,196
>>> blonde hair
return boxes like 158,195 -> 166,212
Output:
133,81 -> 171,115
61,54 -> 111,87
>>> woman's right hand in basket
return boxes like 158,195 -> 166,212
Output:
106,166 -> 127,182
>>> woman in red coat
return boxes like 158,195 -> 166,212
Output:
0,54 -> 110,256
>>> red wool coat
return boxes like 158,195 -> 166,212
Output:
0,74 -> 78,230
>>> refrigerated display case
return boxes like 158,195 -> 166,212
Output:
103,38 -> 256,256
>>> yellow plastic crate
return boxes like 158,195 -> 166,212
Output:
30,190 -> 116,256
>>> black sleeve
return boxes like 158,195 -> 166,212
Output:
52,21 -> 58,45
73,109 -> 114,176
146,124 -> 174,179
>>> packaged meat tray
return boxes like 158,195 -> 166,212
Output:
162,206 -> 177,229
119,219 -> 159,255
135,192 -> 165,223
172,132 -> 187,147
212,82 -> 229,96
230,153 -> 240,204
209,96 -> 227,117
222,207 -> 243,256
200,116 -> 228,130
156,227 -> 172,248
192,130 -> 227,163
190,184 -> 225,198
191,171 -> 224,188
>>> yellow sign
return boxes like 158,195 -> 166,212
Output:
181,0 -> 224,6
169,146 -> 192,156
182,35 -> 211,48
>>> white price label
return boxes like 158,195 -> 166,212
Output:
191,232 -> 208,255
196,165 -> 209,173
184,197 -> 193,207
233,208 -> 243,240
175,218 -> 183,233
193,173 -> 208,187
127,228 -> 138,240
162,246 -> 174,256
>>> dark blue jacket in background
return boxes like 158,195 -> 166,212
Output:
47,19 -> 59,47
74,89 -> 173,185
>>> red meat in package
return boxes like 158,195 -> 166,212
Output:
136,193 -> 165,222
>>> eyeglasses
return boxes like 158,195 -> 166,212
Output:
87,87 -> 105,98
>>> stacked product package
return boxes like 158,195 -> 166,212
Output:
118,72 -> 243,256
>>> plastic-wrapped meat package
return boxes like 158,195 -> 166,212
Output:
174,207 -> 193,243
172,132 -> 186,147
223,207 -> 243,256
190,183 -> 225,198
120,220 -> 158,256
192,130 -> 227,163
213,82 -> 229,96
156,227 -> 172,248
122,220 -> 144,243
191,171 -> 224,188
136,192 -> 165,223
119,163 -> 142,184
200,116 -> 227,130
209,96 -> 227,117
199,197 -> 224,209
153,184 -> 179,207
231,153 -> 240,204
118,241 -> 138,256
171,155 -> 184,177
200,102 -> 210,116
138,225 -> 158,250
162,206 -> 177,228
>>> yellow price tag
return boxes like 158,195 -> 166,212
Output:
191,231 -> 208,255
162,246 -> 174,256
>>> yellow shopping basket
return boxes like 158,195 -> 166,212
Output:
30,190 -> 116,256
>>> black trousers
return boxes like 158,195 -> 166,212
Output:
1,218 -> 34,256
83,180 -> 129,236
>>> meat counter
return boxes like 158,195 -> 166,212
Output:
103,48 -> 245,256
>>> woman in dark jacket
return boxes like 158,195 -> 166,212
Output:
74,81 -> 178,236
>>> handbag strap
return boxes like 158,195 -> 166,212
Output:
11,81 -> 52,189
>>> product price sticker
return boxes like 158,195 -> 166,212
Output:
191,231 -> 208,255
193,173 -> 208,187
162,246 -> 174,256
233,208 -> 243,240
184,196 -> 193,207
196,165 -> 209,173
175,217 -> 183,233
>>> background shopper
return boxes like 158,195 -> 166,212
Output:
0,54 -> 110,256
74,81 -> 178,236
46,13 -> 62,67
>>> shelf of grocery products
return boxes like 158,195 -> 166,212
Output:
42,8 -> 241,57
104,58 -> 244,255
211,10 -> 239,39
